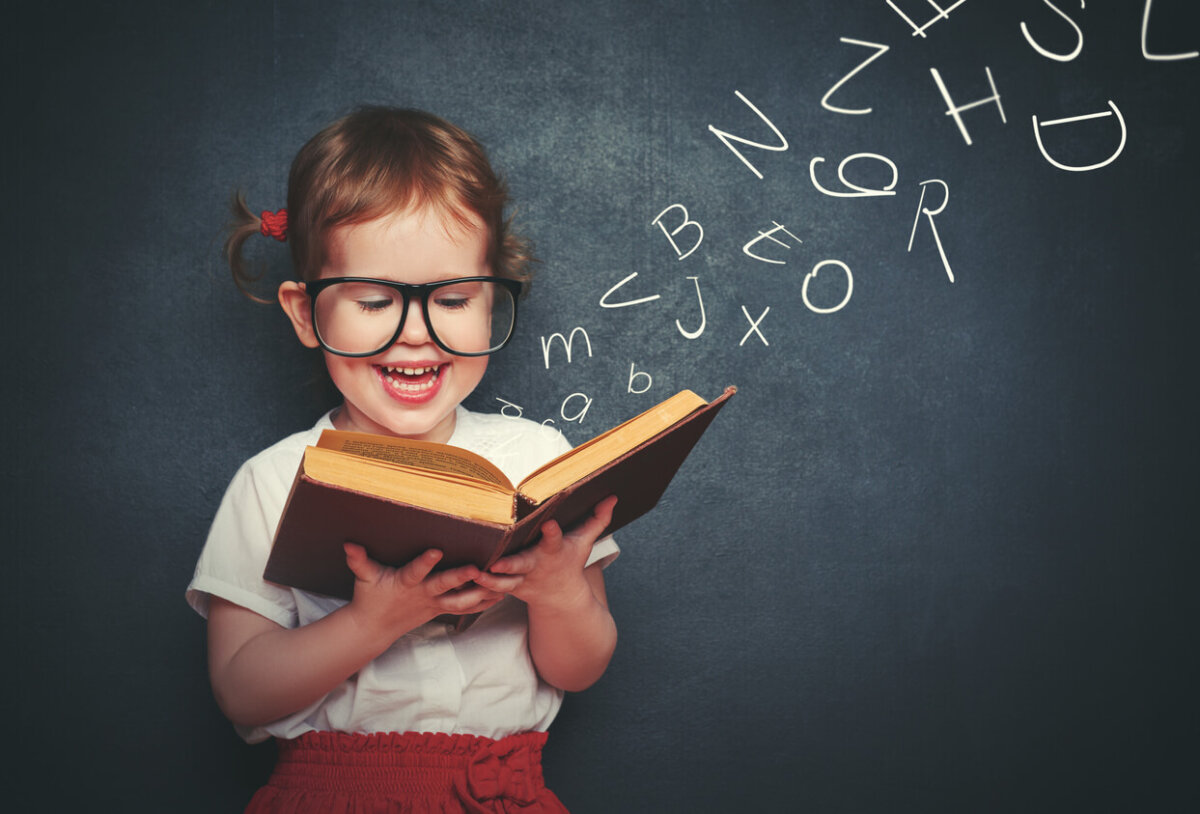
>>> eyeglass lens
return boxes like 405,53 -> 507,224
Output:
312,279 -> 516,356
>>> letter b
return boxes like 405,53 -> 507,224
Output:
651,204 -> 703,260
627,362 -> 653,394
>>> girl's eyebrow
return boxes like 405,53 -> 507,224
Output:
319,262 -> 487,279
327,271 -> 488,284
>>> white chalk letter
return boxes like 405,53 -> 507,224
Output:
809,152 -> 899,198
1020,1 -> 1085,63
821,38 -> 891,115
600,272 -> 662,308
560,393 -> 593,424
742,222 -> 803,264
1142,0 -> 1198,61
651,204 -> 704,260
676,276 -> 707,340
627,363 -> 653,394
1031,101 -> 1127,172
540,327 -> 593,368
930,66 -> 1007,146
802,260 -> 854,314
496,398 -> 524,419
887,0 -> 970,38
707,90 -> 789,180
739,306 -> 770,347
907,180 -> 955,283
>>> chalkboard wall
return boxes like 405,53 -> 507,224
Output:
9,1 -> 1198,811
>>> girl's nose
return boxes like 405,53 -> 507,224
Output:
396,297 -> 433,345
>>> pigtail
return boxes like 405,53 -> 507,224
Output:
224,191 -> 284,304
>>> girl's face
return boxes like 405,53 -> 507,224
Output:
281,206 -> 492,443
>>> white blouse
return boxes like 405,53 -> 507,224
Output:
187,407 -> 619,744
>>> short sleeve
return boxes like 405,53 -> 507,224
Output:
586,534 -> 620,569
186,462 -> 299,629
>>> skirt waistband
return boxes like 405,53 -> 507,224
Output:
249,730 -> 565,813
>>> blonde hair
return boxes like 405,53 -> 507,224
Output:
226,107 -> 533,302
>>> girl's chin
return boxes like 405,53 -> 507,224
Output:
334,400 -> 456,442
384,404 -> 459,442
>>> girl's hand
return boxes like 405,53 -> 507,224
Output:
476,495 -> 618,611
208,544 -> 514,729
476,496 -> 619,691
342,544 -> 505,643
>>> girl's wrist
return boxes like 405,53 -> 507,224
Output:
342,599 -> 421,654
525,574 -> 595,616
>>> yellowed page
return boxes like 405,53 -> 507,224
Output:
316,429 -> 512,489
304,447 -> 515,524
518,389 -> 707,503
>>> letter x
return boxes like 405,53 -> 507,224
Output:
739,306 -> 770,346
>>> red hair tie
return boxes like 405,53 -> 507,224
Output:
260,209 -> 288,241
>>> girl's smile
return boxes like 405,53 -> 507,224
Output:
376,362 -> 444,402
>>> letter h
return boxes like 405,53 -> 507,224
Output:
929,66 -> 1006,146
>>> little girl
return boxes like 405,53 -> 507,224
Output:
187,106 -> 619,813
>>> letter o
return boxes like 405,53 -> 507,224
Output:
802,260 -> 853,314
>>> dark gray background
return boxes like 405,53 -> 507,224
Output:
7,1 -> 1197,811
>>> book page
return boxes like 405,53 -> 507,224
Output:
518,389 -> 707,503
316,430 -> 512,488
303,447 -> 516,524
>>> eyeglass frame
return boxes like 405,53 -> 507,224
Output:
303,276 -> 523,358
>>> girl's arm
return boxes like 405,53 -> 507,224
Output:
208,548 -> 501,728
477,496 -> 619,692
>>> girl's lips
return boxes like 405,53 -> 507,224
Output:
375,362 -> 446,404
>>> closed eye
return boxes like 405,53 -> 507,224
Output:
432,294 -> 472,310
356,297 -> 394,313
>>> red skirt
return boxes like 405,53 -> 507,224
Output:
244,730 -> 569,814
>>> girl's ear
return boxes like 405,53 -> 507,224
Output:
278,282 -> 321,349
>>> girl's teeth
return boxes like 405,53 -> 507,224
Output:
389,379 -> 436,392
382,365 -> 441,392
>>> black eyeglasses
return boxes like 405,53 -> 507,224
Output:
305,276 -> 521,358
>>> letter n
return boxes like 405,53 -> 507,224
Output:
707,90 -> 788,180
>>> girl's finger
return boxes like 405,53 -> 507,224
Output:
474,571 -> 525,593
344,542 -> 382,583
398,549 -> 444,588
538,519 -> 564,553
568,495 -> 618,542
437,585 -> 499,613
456,595 -> 504,616
425,564 -> 482,596
488,549 -> 536,575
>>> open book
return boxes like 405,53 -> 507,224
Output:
263,386 -> 736,599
